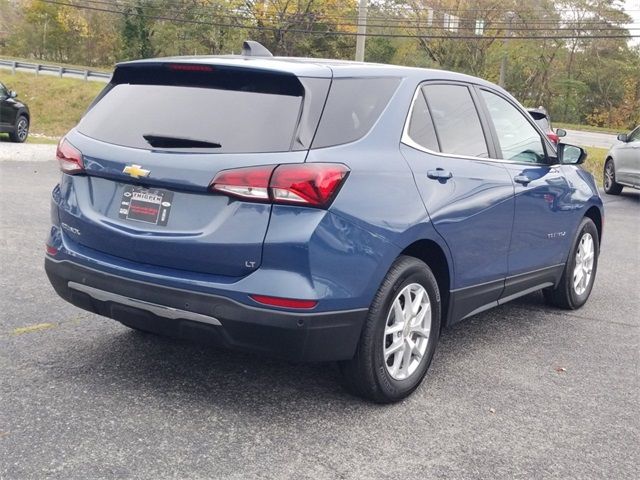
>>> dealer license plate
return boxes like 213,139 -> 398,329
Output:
118,185 -> 174,226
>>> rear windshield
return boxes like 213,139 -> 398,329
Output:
77,66 -> 308,153
534,117 -> 551,132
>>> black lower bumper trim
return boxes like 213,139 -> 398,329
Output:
45,258 -> 367,362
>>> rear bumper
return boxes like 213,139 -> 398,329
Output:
45,257 -> 367,362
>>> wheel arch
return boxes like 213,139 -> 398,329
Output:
400,239 -> 452,325
584,206 -> 603,244
17,108 -> 30,122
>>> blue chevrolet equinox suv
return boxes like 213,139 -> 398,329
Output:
45,42 -> 603,403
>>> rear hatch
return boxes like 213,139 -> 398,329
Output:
59,61 -> 331,277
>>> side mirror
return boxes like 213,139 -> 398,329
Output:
558,143 -> 586,165
9,90 -> 17,98
556,128 -> 567,138
617,133 -> 628,142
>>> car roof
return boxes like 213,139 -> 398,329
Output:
117,55 -> 499,88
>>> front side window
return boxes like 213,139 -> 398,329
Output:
0,83 -> 7,98
481,90 -> 546,163
421,84 -> 489,158
629,127 -> 640,142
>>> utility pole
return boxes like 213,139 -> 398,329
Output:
499,12 -> 515,87
355,0 -> 368,62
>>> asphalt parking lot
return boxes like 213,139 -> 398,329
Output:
1,153 -> 638,479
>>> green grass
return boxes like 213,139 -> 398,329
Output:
0,71 -> 104,137
555,122 -> 622,135
583,146 -> 608,185
0,134 -> 59,144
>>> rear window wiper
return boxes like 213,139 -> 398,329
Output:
143,134 -> 222,149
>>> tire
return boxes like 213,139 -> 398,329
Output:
603,158 -> 623,195
339,255 -> 441,403
543,217 -> 599,310
9,115 -> 29,143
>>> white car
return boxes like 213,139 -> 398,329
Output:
604,126 -> 640,194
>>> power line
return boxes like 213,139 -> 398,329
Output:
36,0 -> 640,40
66,0 -> 640,28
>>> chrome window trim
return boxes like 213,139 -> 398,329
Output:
401,81 -> 557,167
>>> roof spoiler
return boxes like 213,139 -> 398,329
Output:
242,40 -> 273,57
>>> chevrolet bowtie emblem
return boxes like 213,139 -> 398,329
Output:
123,164 -> 150,178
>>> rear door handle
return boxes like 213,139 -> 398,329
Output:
427,169 -> 453,180
514,174 -> 531,186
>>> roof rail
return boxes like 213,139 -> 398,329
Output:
242,40 -> 273,57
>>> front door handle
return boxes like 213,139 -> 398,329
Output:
514,174 -> 531,186
427,168 -> 453,180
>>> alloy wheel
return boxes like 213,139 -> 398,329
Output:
17,118 -> 28,141
573,232 -> 594,296
383,283 -> 431,380
604,162 -> 614,191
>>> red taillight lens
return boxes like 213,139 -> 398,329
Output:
57,138 -> 84,174
547,132 -> 559,144
270,164 -> 349,207
210,165 -> 274,201
210,163 -> 349,208
250,294 -> 317,309
45,244 -> 58,256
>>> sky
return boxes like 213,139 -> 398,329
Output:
625,0 -> 640,45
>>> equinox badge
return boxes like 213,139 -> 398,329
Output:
123,164 -> 150,178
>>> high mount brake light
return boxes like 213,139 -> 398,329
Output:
56,138 -> 84,174
210,163 -> 349,208
167,64 -> 214,72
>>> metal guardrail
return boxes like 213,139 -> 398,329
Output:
0,59 -> 111,82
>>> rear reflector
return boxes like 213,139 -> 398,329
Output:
210,163 -> 349,208
45,245 -> 58,256
57,138 -> 84,174
250,294 -> 317,309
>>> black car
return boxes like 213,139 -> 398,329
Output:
0,81 -> 30,142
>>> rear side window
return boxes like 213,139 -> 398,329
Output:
77,66 -> 310,153
422,84 -> 489,158
407,90 -> 439,151
312,77 -> 400,148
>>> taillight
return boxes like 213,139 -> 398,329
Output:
210,165 -> 272,201
270,164 -> 349,207
210,163 -> 349,208
57,138 -> 84,174
250,294 -> 317,309
547,132 -> 559,144
45,244 -> 58,256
